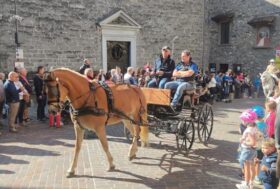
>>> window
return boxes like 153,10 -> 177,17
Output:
233,64 -> 242,74
256,26 -> 270,47
221,22 -> 230,44
247,16 -> 275,48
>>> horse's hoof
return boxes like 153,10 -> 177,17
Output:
141,142 -> 149,147
108,165 -> 115,171
66,171 -> 75,178
129,154 -> 136,161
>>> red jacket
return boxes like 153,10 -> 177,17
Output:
266,111 -> 276,138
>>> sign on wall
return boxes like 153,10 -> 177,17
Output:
16,48 -> 23,59
15,62 -> 24,68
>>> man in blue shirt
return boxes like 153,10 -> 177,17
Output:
165,49 -> 199,108
4,71 -> 24,132
147,46 -> 175,88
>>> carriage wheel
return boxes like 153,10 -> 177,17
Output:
176,120 -> 195,153
148,116 -> 161,137
197,103 -> 213,144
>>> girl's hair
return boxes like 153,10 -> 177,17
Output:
262,138 -> 275,148
247,122 -> 256,127
265,100 -> 277,111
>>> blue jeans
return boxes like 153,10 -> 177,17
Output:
147,78 -> 169,89
165,80 -> 195,106
239,147 -> 256,167
263,182 -> 278,189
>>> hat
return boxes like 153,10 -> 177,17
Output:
269,59 -> 275,64
162,46 -> 171,51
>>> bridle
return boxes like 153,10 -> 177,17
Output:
43,72 -> 101,111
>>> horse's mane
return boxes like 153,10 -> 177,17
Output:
52,67 -> 84,77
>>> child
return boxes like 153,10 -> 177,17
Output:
265,101 -> 277,138
49,111 -> 63,128
236,109 -> 258,189
251,105 -> 267,185
258,138 -> 278,189
252,105 -> 267,138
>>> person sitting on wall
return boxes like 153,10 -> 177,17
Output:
165,49 -> 198,109
147,46 -> 175,89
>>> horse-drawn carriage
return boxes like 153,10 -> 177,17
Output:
128,87 -> 214,153
44,68 -> 214,177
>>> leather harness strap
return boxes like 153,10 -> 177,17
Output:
71,82 -> 144,128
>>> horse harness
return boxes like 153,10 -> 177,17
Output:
72,82 -> 145,127
44,72 -> 146,131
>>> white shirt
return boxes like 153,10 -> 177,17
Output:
208,78 -> 217,88
14,81 -> 26,100
124,73 -> 132,84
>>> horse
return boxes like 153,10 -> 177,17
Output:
44,68 -> 149,177
260,70 -> 279,99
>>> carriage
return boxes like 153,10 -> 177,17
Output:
125,87 -> 214,153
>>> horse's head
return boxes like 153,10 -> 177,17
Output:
44,71 -> 69,113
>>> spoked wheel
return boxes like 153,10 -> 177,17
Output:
176,120 -> 195,153
148,116 -> 161,137
197,103 -> 213,144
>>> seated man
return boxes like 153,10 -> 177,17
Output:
165,49 -> 199,108
147,46 -> 175,89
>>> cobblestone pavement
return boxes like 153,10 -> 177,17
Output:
0,98 -> 266,189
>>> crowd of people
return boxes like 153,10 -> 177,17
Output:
80,46 -> 263,109
0,65 -> 63,135
0,46 -> 267,135
235,59 -> 280,189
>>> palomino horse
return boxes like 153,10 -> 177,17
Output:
44,68 -> 149,177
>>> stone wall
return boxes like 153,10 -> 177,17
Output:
207,0 -> 280,76
0,0 -> 205,72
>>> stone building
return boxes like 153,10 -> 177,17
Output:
0,0 -> 279,77
207,0 -> 280,76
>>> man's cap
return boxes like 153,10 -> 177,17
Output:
269,59 -> 275,64
161,46 -> 171,51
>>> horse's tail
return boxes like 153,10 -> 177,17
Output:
140,110 -> 149,147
